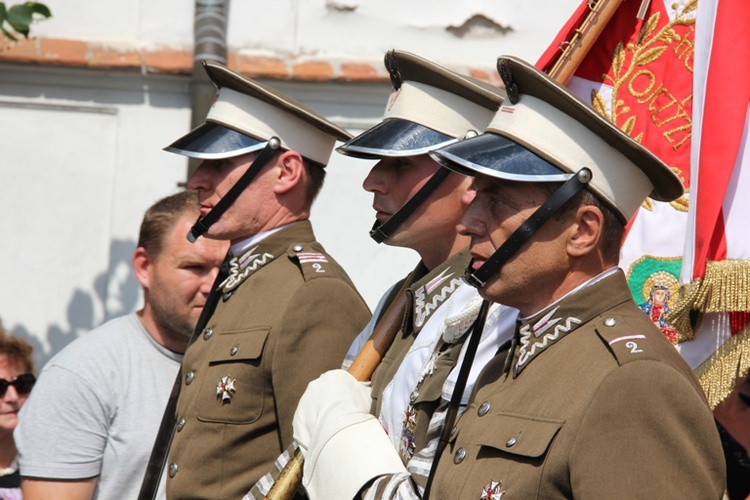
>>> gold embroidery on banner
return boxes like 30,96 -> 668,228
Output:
671,260 -> 750,341
590,0 -> 696,212
695,327 -> 750,409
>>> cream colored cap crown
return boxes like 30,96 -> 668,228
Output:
166,61 -> 351,166
383,50 -> 503,138
434,56 -> 684,223
338,50 -> 504,158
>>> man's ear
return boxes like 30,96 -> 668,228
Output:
132,247 -> 152,289
273,151 -> 305,195
567,205 -> 604,258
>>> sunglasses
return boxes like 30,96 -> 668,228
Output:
0,373 -> 36,398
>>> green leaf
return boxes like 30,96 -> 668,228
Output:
29,2 -> 51,18
7,4 -> 33,26
7,22 -> 28,36
1,25 -> 18,42
6,3 -> 34,37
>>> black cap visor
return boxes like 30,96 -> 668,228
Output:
431,132 -> 572,183
337,119 -> 457,159
164,122 -> 266,160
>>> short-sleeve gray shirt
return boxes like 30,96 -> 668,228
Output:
16,313 -> 182,499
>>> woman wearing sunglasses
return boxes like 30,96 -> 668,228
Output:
0,329 -> 35,500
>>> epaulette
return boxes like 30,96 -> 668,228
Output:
593,313 -> 661,366
287,243 -> 338,282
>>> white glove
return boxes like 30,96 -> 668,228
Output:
293,369 -> 407,500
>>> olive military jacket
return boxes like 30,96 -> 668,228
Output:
364,249 -> 479,495
370,249 -> 471,427
166,221 -> 371,499
246,250 -> 475,499
431,270 -> 725,499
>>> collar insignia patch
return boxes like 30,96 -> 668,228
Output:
414,272 -> 462,328
220,246 -> 274,293
516,306 -> 582,374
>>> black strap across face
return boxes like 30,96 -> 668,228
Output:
369,167 -> 451,243
463,168 -> 592,288
187,137 -> 282,243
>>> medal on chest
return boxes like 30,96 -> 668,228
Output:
400,404 -> 418,460
216,375 -> 236,403
480,480 -> 505,499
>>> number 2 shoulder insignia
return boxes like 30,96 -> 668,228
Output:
595,315 -> 658,366
288,243 -> 334,281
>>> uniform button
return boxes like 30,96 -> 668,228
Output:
230,346 -> 238,356
185,371 -> 195,385
293,245 -> 303,252
604,317 -> 617,327
478,401 -> 491,416
453,447 -> 466,464
176,417 -> 186,432
169,463 -> 179,478
204,328 -> 213,340
506,437 -> 517,447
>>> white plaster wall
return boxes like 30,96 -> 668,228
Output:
30,1 -> 194,45
287,0 -> 577,65
0,67 -> 193,363
32,0 -> 579,66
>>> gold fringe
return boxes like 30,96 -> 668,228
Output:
701,260 -> 750,311
671,278 -> 702,341
694,328 -> 750,409
671,260 -> 750,339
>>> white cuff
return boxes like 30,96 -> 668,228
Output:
304,417 -> 407,500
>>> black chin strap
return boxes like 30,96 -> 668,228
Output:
464,168 -> 592,288
187,137 -> 282,243
423,299 -> 490,499
369,167 -> 451,243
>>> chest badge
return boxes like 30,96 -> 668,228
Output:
480,480 -> 505,499
216,375 -> 236,403
400,405 -> 417,461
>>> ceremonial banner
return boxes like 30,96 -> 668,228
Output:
537,0 -> 750,406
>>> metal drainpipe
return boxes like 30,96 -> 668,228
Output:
187,0 -> 230,178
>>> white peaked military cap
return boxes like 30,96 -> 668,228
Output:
165,60 -> 352,166
432,56 -> 684,223
338,49 -> 505,158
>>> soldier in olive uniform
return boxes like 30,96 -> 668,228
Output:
155,61 -> 371,499
421,56 -> 724,498
256,51 -> 517,500
291,55 -> 726,499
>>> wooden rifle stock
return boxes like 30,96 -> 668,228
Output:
547,0 -> 625,84
264,276 -> 413,500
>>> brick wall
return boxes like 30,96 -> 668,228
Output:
0,36 -> 502,85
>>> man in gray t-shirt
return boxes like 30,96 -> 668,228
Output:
15,191 -> 227,499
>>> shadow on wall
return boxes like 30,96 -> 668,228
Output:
9,238 -> 140,369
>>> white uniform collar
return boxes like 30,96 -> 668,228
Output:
229,222 -> 297,256
520,267 -> 620,322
